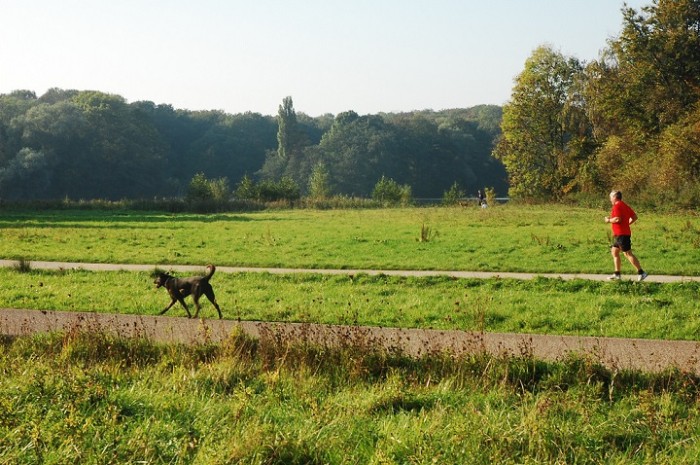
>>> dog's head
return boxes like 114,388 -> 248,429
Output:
153,272 -> 172,288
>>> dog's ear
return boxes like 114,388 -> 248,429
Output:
151,267 -> 167,278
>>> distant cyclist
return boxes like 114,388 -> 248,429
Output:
604,190 -> 647,281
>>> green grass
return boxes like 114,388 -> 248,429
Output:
1,205 -> 698,340
2,331 -> 700,464
2,206 -> 700,463
1,268 -> 699,341
0,206 -> 698,275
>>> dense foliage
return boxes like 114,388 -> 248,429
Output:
0,89 -> 505,201
496,0 -> 700,205
5,1 -> 696,206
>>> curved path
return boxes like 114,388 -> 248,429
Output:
1,260 -> 699,374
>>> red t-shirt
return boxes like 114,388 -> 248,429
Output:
610,200 -> 635,236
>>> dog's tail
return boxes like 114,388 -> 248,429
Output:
203,264 -> 216,281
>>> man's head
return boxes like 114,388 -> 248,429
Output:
609,190 -> 622,203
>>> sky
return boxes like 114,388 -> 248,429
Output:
1,0 -> 650,117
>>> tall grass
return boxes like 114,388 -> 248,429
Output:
2,331 -> 700,464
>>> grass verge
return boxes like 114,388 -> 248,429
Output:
0,268 -> 698,341
1,330 -> 700,464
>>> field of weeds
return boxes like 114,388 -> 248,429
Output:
2,330 -> 700,464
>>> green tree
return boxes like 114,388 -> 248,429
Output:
186,172 -> 230,202
234,174 -> 257,200
308,162 -> 332,199
494,45 -> 593,199
585,0 -> 700,198
208,177 -> 231,201
277,96 -> 296,159
318,112 -> 398,196
257,176 -> 300,202
66,91 -> 165,198
442,182 -> 465,205
372,175 -> 411,205
0,148 -> 50,198
186,172 -> 213,201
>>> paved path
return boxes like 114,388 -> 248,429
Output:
1,260 -> 699,374
1,308 -> 700,375
1,259 -> 699,282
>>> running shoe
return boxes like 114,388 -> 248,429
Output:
638,272 -> 648,282
608,274 -> 621,281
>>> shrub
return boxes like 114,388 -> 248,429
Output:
372,176 -> 412,206
442,182 -> 465,206
308,162 -> 332,200
485,187 -> 497,207
257,177 -> 300,202
186,173 -> 230,202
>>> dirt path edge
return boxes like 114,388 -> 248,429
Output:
2,308 -> 699,375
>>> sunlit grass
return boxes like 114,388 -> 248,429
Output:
1,268 -> 698,341
2,331 -> 700,464
0,205 -> 698,274
2,205 -> 699,463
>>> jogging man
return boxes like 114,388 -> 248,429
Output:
604,190 -> 647,281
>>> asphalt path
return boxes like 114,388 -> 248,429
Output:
1,259 -> 699,374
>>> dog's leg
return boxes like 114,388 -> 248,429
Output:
203,288 -> 223,319
168,290 -> 192,318
176,296 -> 192,318
159,298 -> 178,315
192,297 -> 201,319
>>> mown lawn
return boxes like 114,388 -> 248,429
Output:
1,268 -> 699,341
1,205 -> 698,275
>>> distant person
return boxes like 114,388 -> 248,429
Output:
604,190 -> 647,281
477,189 -> 486,208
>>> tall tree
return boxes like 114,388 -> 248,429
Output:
276,96 -> 299,159
494,45 -> 593,199
586,0 -> 700,197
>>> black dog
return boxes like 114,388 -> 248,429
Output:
153,265 -> 223,319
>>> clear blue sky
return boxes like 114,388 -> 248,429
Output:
1,0 -> 648,116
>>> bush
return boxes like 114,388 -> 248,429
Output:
485,187 -> 497,207
186,173 -> 230,202
257,177 -> 300,202
234,174 -> 257,200
442,182 -> 465,206
308,163 -> 332,200
372,176 -> 412,206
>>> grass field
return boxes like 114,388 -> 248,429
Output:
0,205 -> 699,340
0,205 -> 698,274
1,268 -> 699,341
2,329 -> 700,464
2,205 -> 700,463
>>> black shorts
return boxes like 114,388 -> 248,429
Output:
612,235 -> 632,252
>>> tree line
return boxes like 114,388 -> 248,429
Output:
6,2 -> 692,207
0,89 -> 506,201
495,0 -> 700,207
